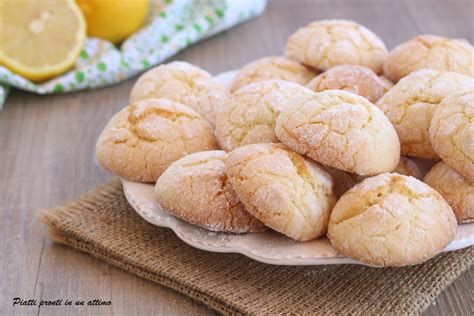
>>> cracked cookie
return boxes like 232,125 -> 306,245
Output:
384,35 -> 474,83
328,173 -> 457,266
129,61 -> 230,126
376,69 -> 474,159
216,80 -> 314,151
306,65 -> 386,103
424,162 -> 473,224
155,150 -> 266,233
231,56 -> 318,92
96,98 -> 217,182
429,90 -> 474,182
226,143 -> 335,241
284,19 -> 387,74
275,90 -> 400,176
325,156 -> 422,198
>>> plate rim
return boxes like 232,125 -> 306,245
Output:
120,69 -> 474,266
122,178 -> 474,266
122,178 -> 365,266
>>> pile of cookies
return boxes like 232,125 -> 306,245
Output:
96,19 -> 473,267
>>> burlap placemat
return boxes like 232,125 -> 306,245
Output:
38,178 -> 473,315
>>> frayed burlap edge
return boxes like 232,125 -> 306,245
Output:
38,179 -> 242,315
37,179 -> 473,315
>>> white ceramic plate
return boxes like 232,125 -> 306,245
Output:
122,70 -> 474,266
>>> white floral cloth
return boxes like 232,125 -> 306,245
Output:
0,0 -> 267,108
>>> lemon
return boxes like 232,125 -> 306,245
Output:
0,0 -> 86,82
77,0 -> 149,44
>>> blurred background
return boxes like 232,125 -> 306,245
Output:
0,0 -> 472,315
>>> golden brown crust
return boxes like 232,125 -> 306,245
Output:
376,69 -> 474,158
429,90 -> 474,182
306,65 -> 385,103
154,151 -> 266,233
95,99 -> 217,182
216,80 -> 314,151
129,61 -> 230,126
231,56 -> 318,92
424,162 -> 473,224
328,173 -> 457,267
284,19 -> 387,74
275,90 -> 400,176
384,35 -> 474,82
226,143 -> 336,241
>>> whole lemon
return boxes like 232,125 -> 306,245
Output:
77,0 -> 149,44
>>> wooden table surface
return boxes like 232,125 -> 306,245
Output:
1,0 -> 472,314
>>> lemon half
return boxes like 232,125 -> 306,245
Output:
0,0 -> 86,82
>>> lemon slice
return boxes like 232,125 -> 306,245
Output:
0,0 -> 86,82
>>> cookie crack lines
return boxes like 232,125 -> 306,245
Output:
332,175 -> 436,226
216,80 -> 314,151
251,170 -> 311,224
306,64 -> 388,104
376,69 -> 474,158
181,156 -> 225,168
232,56 -> 317,92
328,173 -> 456,266
276,90 -> 398,175
225,98 -> 280,147
446,121 -> 472,162
317,25 -> 339,68
286,151 -> 332,200
390,96 -> 442,125
154,150 -> 265,233
129,61 -> 230,126
286,20 -> 387,73
416,36 -> 450,49
424,162 -> 473,224
429,90 -> 474,181
384,35 -> 474,82
96,98 -> 217,182
226,144 -> 335,241
319,23 -> 382,64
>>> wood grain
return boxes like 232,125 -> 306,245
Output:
0,0 -> 472,314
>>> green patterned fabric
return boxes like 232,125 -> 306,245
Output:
0,0 -> 267,108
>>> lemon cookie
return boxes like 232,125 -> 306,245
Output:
328,173 -> 457,266
226,143 -> 335,241
384,35 -> 474,82
231,56 -> 318,92
429,90 -> 474,182
216,80 -> 314,151
424,162 -> 473,224
306,65 -> 386,103
155,151 -> 266,232
96,99 -> 217,182
325,156 -> 421,198
129,61 -> 230,126
275,90 -> 400,176
376,69 -> 474,158
285,19 -> 387,74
